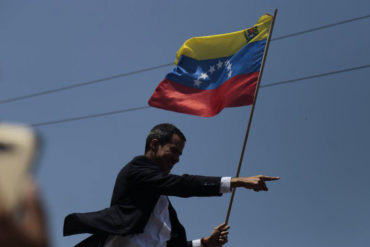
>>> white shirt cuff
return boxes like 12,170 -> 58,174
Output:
220,177 -> 232,193
192,239 -> 201,247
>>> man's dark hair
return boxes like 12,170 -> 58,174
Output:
145,123 -> 186,153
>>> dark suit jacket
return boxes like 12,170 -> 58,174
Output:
64,156 -> 222,247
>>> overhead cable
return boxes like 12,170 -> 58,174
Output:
30,64 -> 370,127
272,14 -> 370,41
31,106 -> 150,127
1,13 -> 369,105
261,64 -> 370,88
0,63 -> 173,104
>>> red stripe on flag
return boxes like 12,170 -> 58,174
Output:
148,72 -> 259,117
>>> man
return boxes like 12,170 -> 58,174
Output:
64,123 -> 279,247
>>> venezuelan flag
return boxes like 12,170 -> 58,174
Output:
149,14 -> 272,117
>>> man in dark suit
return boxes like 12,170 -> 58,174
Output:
64,123 -> 279,247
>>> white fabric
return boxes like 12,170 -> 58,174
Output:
220,177 -> 232,193
192,239 -> 202,247
104,177 -> 232,247
104,196 -> 171,247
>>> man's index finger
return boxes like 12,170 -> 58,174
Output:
262,176 -> 280,181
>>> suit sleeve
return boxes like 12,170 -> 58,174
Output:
128,164 -> 222,198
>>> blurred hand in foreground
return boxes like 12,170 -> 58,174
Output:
0,178 -> 49,247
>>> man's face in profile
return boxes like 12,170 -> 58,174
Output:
153,134 -> 185,174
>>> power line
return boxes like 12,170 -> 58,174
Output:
1,14 -> 369,105
0,63 -> 173,104
31,106 -> 150,127
272,14 -> 370,41
261,64 -> 370,88
30,64 -> 370,127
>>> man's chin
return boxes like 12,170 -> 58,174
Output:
164,164 -> 174,174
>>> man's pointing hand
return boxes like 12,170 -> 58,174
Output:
231,175 -> 280,191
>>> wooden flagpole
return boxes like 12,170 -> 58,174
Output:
225,9 -> 278,224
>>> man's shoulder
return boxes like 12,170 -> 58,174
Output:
113,155 -> 162,192
124,155 -> 155,168
118,155 -> 159,175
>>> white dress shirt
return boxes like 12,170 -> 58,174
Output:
104,177 -> 232,247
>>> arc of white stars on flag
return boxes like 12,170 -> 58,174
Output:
192,58 -> 234,87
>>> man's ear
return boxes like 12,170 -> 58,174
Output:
149,139 -> 159,152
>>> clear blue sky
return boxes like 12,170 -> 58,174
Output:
1,1 -> 369,246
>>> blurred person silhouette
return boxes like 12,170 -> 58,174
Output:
0,123 -> 49,247
0,178 -> 49,247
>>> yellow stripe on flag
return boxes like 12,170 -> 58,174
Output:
175,14 -> 272,64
